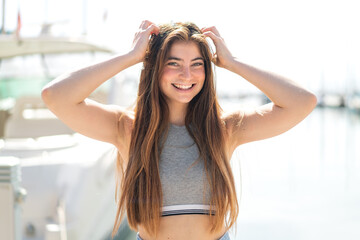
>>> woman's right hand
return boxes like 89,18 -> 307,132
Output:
130,20 -> 160,64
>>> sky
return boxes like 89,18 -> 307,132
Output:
1,0 -> 360,95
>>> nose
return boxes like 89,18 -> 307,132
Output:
180,66 -> 191,80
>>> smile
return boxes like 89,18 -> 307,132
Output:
172,83 -> 195,90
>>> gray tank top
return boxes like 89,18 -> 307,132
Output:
160,124 -> 213,216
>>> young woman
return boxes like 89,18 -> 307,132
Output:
42,21 -> 317,240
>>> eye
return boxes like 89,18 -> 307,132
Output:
192,62 -> 204,67
167,62 -> 179,66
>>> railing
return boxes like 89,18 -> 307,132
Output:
0,157 -> 26,240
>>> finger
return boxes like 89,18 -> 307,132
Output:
140,20 -> 153,30
201,26 -> 221,36
203,31 -> 221,44
139,21 -> 146,29
146,23 -> 160,35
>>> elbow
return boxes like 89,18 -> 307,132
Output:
308,92 -> 318,109
41,86 -> 49,104
303,91 -> 318,114
41,86 -> 55,107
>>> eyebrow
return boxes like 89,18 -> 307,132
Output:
167,57 -> 204,61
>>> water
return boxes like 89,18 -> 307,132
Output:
228,106 -> 360,240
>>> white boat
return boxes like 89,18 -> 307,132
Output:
0,33 -> 133,240
0,35 -> 112,59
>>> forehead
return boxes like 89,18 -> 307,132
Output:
167,41 -> 202,59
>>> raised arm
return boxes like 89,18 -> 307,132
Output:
202,26 -> 317,151
42,21 -> 159,148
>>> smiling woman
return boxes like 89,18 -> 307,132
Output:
120,23 -> 237,240
41,20 -> 316,240
159,41 -> 206,123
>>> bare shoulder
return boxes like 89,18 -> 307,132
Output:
221,109 -> 246,153
222,110 -> 245,133
221,104 -> 285,150
53,98 -> 135,152
222,100 -> 316,152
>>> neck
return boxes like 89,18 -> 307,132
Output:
168,102 -> 188,126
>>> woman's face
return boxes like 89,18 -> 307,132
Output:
159,41 -> 205,107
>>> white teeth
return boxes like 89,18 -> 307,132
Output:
173,84 -> 193,90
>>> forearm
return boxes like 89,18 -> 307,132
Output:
42,52 -> 138,106
225,58 -> 317,109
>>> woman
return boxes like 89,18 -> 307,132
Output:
42,21 -> 317,240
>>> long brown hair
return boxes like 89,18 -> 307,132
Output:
112,22 -> 238,238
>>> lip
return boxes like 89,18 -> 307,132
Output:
172,83 -> 196,91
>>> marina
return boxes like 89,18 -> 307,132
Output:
227,106 -> 360,240
1,43 -> 360,240
1,0 -> 360,239
0,23 -> 131,239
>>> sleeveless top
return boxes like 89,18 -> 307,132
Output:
159,124 -> 214,216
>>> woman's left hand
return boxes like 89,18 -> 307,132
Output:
201,26 -> 235,69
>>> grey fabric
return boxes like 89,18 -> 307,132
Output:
136,231 -> 231,240
159,124 -> 211,207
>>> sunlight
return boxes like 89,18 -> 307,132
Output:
2,0 -> 358,93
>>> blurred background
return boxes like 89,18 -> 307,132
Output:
0,0 -> 359,239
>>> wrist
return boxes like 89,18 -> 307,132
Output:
126,51 -> 140,64
119,51 -> 142,69
222,57 -> 238,72
128,49 -> 146,65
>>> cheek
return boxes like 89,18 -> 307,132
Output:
162,67 -> 178,76
194,67 -> 205,78
161,69 -> 176,85
160,70 -> 171,85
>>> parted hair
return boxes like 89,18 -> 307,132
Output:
112,22 -> 238,238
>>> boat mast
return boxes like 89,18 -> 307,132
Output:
82,0 -> 87,35
1,0 -> 5,34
